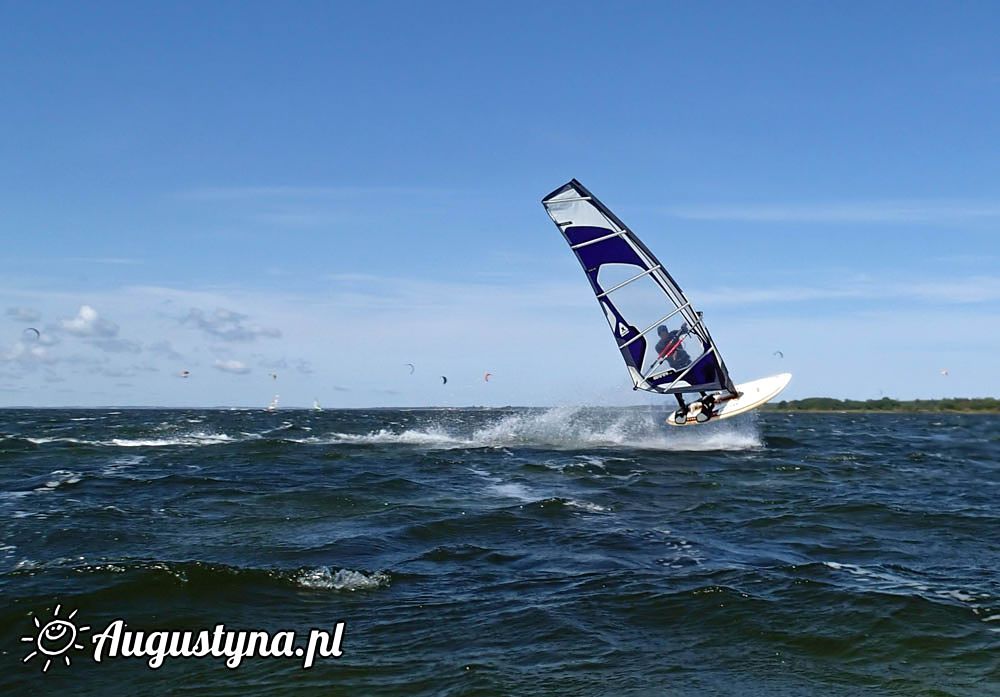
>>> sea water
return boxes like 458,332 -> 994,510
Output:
1,408 -> 997,695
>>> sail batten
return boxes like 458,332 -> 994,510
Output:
570,231 -> 625,249
596,265 -> 661,298
542,179 -> 736,396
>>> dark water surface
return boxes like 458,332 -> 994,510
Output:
1,408 -> 997,696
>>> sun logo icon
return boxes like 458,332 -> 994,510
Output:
21,604 -> 90,673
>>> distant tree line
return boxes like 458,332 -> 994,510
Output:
765,397 -> 1000,412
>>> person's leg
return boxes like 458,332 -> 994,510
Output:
671,393 -> 688,424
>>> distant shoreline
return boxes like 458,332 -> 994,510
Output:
764,398 -> 1000,413
0,400 -> 998,413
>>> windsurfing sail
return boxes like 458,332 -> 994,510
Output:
541,179 -> 736,396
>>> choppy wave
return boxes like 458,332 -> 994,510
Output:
105,432 -> 237,447
563,498 -> 612,513
2,407 -> 997,695
291,427 -> 467,447
3,557 -> 391,594
34,470 -> 82,492
822,561 -> 998,627
22,436 -> 87,445
13,431 -> 243,448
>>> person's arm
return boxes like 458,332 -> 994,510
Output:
659,338 -> 681,359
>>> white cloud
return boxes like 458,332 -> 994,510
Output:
3,268 -> 997,406
177,185 -> 444,201
324,272 -> 389,283
663,200 -> 1000,225
102,361 -> 159,377
149,340 -> 183,360
255,356 -> 314,374
213,359 -> 250,375
6,306 -> 41,322
174,185 -> 457,229
294,359 -> 314,374
60,305 -> 119,337
884,276 -> 1000,303
1,341 -> 52,366
63,257 -> 144,265
693,276 -> 1000,307
183,308 -> 281,342
91,338 -> 143,354
695,285 -> 864,306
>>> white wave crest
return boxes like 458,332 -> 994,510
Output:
293,428 -> 470,447
106,431 -> 236,447
308,407 -> 760,452
295,567 -> 390,591
24,431 -> 238,448
823,561 -> 996,624
25,436 -> 86,445
35,470 -> 82,492
488,482 -> 537,502
564,499 -> 611,513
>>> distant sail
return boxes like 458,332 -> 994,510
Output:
312,398 -> 322,411
265,394 -> 279,412
542,180 -> 735,396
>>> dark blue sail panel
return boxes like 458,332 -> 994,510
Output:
624,338 -> 646,369
577,237 -> 644,271
596,298 -> 645,369
564,225 -> 614,246
648,352 -> 724,391
542,180 -> 736,396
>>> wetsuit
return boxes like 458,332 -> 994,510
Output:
654,331 -> 691,369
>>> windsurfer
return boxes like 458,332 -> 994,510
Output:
653,324 -> 691,370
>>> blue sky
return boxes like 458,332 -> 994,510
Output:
1,1 -> 998,407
